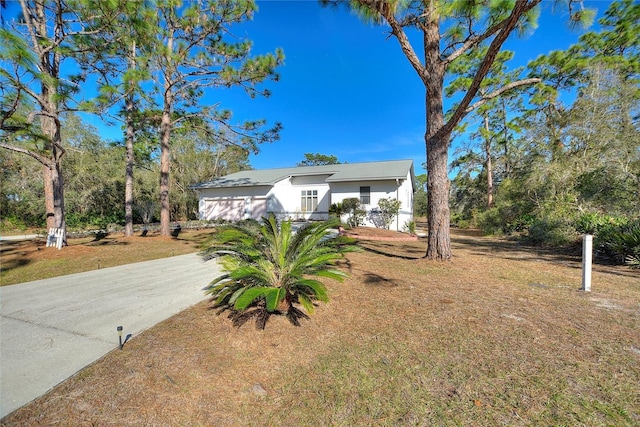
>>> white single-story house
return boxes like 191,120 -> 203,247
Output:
191,159 -> 415,231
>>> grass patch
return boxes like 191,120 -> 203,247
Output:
0,229 -> 216,286
1,229 -> 639,426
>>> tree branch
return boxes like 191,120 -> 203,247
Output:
353,0 -> 427,84
464,77 -> 541,114
383,9 -> 427,84
442,19 -> 509,67
438,0 -> 542,139
0,141 -> 50,166
0,88 -> 22,131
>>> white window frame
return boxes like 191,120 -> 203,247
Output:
301,189 -> 318,212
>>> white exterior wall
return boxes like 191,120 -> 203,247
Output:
197,186 -> 271,221
197,170 -> 414,228
330,173 -> 413,230
270,175 -> 331,220
197,177 -> 333,222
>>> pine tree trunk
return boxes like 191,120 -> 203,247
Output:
124,92 -> 135,237
425,132 -> 452,260
424,15 -> 451,260
160,105 -> 172,237
41,131 -> 66,243
123,40 -> 136,237
51,158 -> 66,234
35,0 -> 66,244
502,101 -> 511,180
40,96 -> 66,243
159,34 -> 174,237
43,163 -> 55,230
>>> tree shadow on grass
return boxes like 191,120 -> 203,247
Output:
85,240 -> 129,247
173,230 -> 218,248
451,233 -> 640,280
0,241 -> 34,276
452,235 -> 578,263
0,241 -> 19,256
357,241 -> 423,260
92,231 -> 109,241
362,272 -> 400,287
0,257 -> 31,276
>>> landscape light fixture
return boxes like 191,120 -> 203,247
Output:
117,326 -> 123,350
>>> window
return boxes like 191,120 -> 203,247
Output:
301,190 -> 318,212
360,186 -> 370,205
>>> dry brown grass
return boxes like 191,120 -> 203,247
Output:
0,229 -> 216,286
2,229 -> 639,426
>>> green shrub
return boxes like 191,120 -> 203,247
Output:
402,219 -> 416,234
595,220 -> 640,267
329,202 -> 345,220
508,214 -> 535,233
476,208 -> 505,235
0,215 -> 29,232
526,218 -> 579,247
342,198 -> 366,227
476,204 -> 534,235
377,197 -> 402,230
574,212 -> 628,235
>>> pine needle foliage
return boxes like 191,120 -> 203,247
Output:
202,214 -> 360,328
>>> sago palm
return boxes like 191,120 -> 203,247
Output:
202,214 -> 359,328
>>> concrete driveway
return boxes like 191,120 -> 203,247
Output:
0,252 -> 220,419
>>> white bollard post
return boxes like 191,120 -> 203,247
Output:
582,234 -> 592,292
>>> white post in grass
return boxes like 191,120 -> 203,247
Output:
582,234 -> 593,292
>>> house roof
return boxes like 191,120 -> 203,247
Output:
192,159 -> 414,189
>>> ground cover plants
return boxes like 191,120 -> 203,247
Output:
1,228 -> 639,426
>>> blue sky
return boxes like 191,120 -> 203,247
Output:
193,0 -> 602,176
4,0 -> 607,176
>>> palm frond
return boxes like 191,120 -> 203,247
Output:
233,286 -> 271,310
297,293 -> 316,314
264,287 -> 287,312
205,272 -> 231,289
314,269 -> 348,282
295,278 -> 329,302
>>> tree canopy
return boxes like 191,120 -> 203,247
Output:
0,0 -> 282,241
297,153 -> 341,166
332,0 -> 596,260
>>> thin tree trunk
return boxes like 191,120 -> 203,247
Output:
159,33 -> 174,237
43,163 -> 55,229
502,100 -> 511,180
124,41 -> 136,237
485,115 -> 494,209
124,91 -> 135,237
